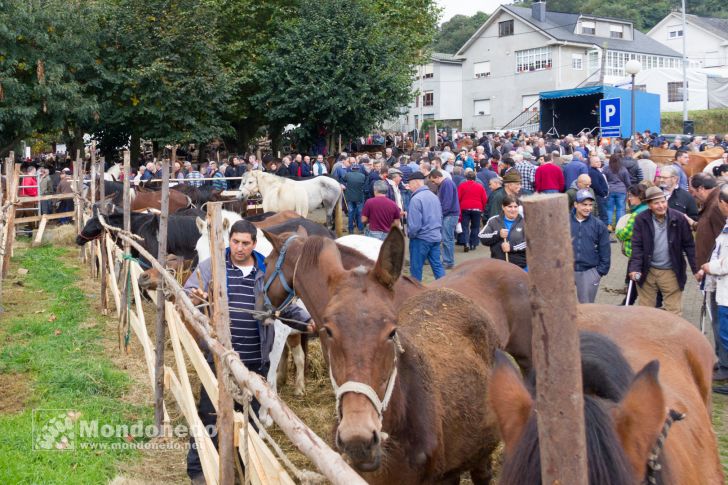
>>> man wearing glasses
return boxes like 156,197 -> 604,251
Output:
657,165 -> 698,221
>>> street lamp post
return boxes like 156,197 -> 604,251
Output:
625,59 -> 642,141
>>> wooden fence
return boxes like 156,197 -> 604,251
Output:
82,205 -> 362,484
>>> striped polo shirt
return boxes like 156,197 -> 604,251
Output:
226,258 -> 262,366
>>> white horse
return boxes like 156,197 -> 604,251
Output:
236,171 -> 309,217
103,162 -> 122,181
194,210 -> 273,262
237,171 -> 342,225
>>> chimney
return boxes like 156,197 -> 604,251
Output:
532,1 -> 546,22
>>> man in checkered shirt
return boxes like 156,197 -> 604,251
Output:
514,152 -> 536,195
184,161 -> 203,187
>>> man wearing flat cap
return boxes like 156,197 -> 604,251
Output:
628,186 -> 699,316
485,171 -> 521,219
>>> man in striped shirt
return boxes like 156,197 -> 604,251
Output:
184,220 -> 312,483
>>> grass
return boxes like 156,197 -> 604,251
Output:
0,245 -> 153,485
661,108 -> 728,134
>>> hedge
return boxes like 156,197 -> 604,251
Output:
661,108 -> 728,134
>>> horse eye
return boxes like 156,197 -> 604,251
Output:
388,329 -> 397,340
323,327 -> 333,338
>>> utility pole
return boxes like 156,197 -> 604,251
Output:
681,0 -> 689,133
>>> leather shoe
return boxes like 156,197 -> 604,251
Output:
463,246 -> 469,253
713,367 -> 728,381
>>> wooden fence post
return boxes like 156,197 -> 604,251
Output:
0,156 -> 6,303
120,150 -> 131,352
99,157 -> 108,314
207,201 -> 236,485
2,157 -> 19,277
74,153 -> 85,263
88,142 -> 97,276
521,193 -> 588,485
154,149 -> 171,435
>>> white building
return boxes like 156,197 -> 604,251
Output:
397,53 -> 463,133
648,13 -> 728,69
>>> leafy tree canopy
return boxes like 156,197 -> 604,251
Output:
432,11 -> 489,54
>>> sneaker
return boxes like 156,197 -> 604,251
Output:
464,246 -> 469,253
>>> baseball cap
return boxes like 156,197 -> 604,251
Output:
575,189 -> 595,202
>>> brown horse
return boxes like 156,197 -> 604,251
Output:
489,306 -> 723,484
300,229 -> 500,482
262,229 -> 534,374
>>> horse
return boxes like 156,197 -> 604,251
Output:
262,229 -> 533,375
490,320 -> 723,484
236,170 -> 342,224
103,162 -> 122,181
76,212 -> 201,267
285,231 -> 501,482
97,181 -> 192,213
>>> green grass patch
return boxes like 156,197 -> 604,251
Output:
0,246 -> 152,485
662,108 -> 728,134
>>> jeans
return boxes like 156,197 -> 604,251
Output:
365,229 -> 388,241
596,195 -> 609,225
401,189 -> 411,213
606,192 -> 626,226
187,358 -> 269,479
540,189 -> 559,194
409,238 -> 445,281
347,200 -> 363,233
713,293 -> 728,370
460,210 -> 481,248
441,215 -> 458,267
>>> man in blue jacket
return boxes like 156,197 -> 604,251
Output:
570,189 -> 611,303
429,169 -> 460,269
184,220 -> 312,482
587,155 -> 610,225
407,171 -> 445,281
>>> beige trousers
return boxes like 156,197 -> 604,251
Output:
636,267 -> 683,316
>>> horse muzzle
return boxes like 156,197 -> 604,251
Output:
336,427 -> 382,472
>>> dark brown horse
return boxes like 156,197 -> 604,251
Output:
295,229 -> 500,482
489,307 -> 723,484
262,228 -> 534,374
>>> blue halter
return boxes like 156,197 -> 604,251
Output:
262,234 -> 300,315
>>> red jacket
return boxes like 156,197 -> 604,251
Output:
534,163 -> 564,192
457,180 -> 488,211
19,176 -> 38,197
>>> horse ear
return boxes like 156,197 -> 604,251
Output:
195,217 -> 206,235
613,360 -> 665,479
488,350 -> 533,454
261,229 -> 283,252
372,226 -> 404,290
296,226 -> 308,237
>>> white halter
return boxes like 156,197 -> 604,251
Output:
328,335 -> 402,421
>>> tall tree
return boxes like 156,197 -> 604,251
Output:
93,0 -> 233,164
432,12 -> 489,54
0,0 -> 100,157
254,0 -> 437,152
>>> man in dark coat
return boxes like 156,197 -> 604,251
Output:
343,163 -> 367,234
628,186 -> 699,316
657,165 -> 698,221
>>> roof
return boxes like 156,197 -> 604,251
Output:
431,52 -> 464,64
457,5 -> 682,58
684,14 -> 728,41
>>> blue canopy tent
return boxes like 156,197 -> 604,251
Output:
539,85 -> 660,138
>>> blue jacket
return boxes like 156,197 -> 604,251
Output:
184,249 -> 311,365
587,167 -> 609,198
570,211 -> 611,275
399,164 -> 413,183
562,160 -> 588,190
437,178 -> 460,217
407,186 -> 442,243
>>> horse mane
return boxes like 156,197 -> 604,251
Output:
297,236 -> 331,270
501,331 -> 638,485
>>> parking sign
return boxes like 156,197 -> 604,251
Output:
599,98 -> 621,137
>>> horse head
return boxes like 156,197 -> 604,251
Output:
323,228 -> 404,471
489,332 -> 669,484
237,171 -> 260,200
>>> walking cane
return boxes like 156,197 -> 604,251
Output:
700,291 -> 708,335
624,279 -> 634,306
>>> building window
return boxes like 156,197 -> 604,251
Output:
423,91 -> 433,107
588,50 -> 599,74
499,20 -> 514,37
422,64 -> 433,79
516,47 -> 552,73
473,99 -> 491,116
610,25 -> 623,39
634,84 -> 647,92
572,54 -> 583,70
604,50 -> 680,76
668,27 -> 683,39
474,61 -> 491,79
668,81 -> 687,102
581,21 -> 596,35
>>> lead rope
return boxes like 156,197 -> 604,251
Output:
643,409 -> 685,485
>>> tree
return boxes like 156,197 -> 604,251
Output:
0,0 -> 100,158
254,0 -> 438,153
432,12 -> 489,54
93,0 -> 233,164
